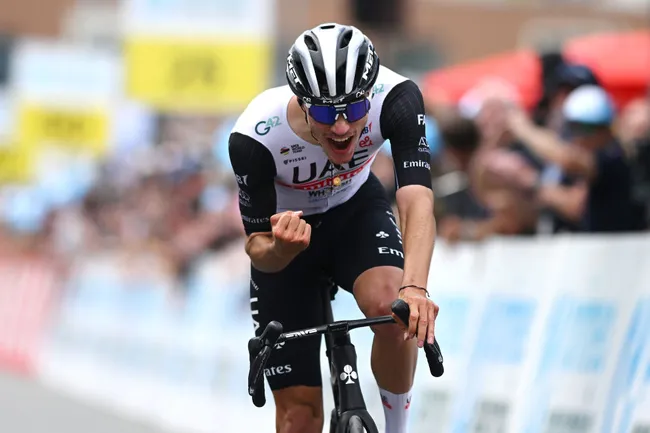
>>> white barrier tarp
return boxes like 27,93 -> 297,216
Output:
35,235 -> 650,433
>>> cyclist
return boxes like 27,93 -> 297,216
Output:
228,23 -> 439,433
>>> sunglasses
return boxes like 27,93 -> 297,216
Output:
306,99 -> 371,125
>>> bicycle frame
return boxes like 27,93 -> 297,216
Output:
322,287 -> 380,433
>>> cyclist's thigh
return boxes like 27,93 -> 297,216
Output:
332,176 -> 404,293
250,242 -> 330,391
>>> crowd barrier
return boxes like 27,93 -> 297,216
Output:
0,254 -> 61,374
2,235 -> 650,432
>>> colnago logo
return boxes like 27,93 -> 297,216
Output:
284,328 -> 318,339
280,149 -> 372,191
403,160 -> 431,170
340,365 -> 358,385
265,365 -> 293,377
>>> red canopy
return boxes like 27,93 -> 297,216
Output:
563,30 -> 650,108
421,50 -> 542,110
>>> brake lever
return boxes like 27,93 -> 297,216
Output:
247,321 -> 284,408
247,337 -> 266,407
391,299 -> 444,377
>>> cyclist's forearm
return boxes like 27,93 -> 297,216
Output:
395,185 -> 436,289
245,233 -> 296,273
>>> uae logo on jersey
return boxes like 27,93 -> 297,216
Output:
280,146 -> 290,156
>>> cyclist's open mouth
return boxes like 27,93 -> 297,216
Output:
327,136 -> 353,153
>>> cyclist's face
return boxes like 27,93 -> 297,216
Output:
307,112 -> 368,165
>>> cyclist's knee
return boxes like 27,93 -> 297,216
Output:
274,386 -> 323,433
354,268 -> 404,340
369,300 -> 404,340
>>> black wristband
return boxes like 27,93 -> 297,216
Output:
398,285 -> 430,297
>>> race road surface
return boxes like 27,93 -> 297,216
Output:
0,372 -> 178,433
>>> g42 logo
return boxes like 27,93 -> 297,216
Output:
255,116 -> 281,136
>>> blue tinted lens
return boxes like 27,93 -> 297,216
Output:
308,105 -> 338,124
345,99 -> 371,122
308,99 -> 370,125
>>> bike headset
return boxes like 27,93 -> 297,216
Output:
286,23 -> 380,126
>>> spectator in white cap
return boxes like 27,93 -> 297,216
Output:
501,85 -> 646,232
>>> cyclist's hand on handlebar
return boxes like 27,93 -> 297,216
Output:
396,286 -> 439,349
270,210 -> 311,258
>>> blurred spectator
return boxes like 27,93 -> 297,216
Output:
618,97 -> 650,157
503,85 -> 646,233
539,63 -> 601,133
435,111 -> 532,244
462,96 -> 540,239
507,63 -> 601,235
618,97 -> 650,226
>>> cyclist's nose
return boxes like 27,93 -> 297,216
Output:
330,115 -> 351,136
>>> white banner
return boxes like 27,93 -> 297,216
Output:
11,39 -> 121,106
34,235 -> 650,432
121,0 -> 275,38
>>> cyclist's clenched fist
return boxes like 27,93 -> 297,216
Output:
271,210 -> 311,258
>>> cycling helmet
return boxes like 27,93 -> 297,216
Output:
286,23 -> 380,105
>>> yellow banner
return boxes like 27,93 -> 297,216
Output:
18,104 -> 109,156
0,143 -> 34,184
125,37 -> 272,113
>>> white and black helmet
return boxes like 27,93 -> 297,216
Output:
286,23 -> 380,105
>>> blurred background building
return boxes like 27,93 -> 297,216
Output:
0,0 -> 649,432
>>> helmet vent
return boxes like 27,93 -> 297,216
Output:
304,35 -> 318,51
339,30 -> 353,49
319,24 -> 335,30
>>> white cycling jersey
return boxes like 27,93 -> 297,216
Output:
229,65 -> 432,234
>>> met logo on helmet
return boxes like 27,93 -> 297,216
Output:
361,51 -> 375,81
286,58 -> 301,86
